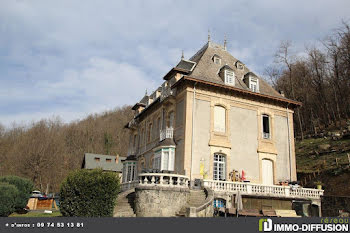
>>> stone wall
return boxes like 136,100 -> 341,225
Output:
134,186 -> 189,217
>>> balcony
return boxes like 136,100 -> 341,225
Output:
160,127 -> 174,141
203,180 -> 324,200
120,173 -> 190,192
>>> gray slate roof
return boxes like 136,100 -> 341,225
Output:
184,41 -> 285,99
82,153 -> 125,172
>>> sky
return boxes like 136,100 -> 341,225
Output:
0,0 -> 349,127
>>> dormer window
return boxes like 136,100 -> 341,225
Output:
225,69 -> 234,85
235,61 -> 244,70
243,72 -> 259,93
212,55 -> 221,65
219,65 -> 235,86
250,77 -> 258,92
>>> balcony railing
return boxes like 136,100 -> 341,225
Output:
120,173 -> 189,192
203,180 -> 324,200
160,127 -> 174,141
139,173 -> 189,188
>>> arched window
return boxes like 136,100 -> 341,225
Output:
213,153 -> 226,181
214,106 -> 226,133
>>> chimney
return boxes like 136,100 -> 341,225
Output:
279,90 -> 285,97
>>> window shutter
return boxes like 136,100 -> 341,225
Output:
214,106 -> 226,133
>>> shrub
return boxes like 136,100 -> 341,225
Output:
0,176 -> 33,210
0,182 -> 19,217
59,169 -> 120,217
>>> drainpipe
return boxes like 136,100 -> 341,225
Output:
286,103 -> 293,182
190,82 -> 197,187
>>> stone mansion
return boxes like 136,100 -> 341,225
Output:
115,39 -> 323,217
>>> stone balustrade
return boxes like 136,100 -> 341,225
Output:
203,180 -> 324,200
120,173 -> 190,192
139,173 -> 189,188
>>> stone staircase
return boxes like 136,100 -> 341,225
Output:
177,189 -> 207,217
113,189 -> 136,217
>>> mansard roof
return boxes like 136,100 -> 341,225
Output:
186,41 -> 284,99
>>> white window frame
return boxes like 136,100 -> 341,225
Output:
225,69 -> 235,86
249,77 -> 259,92
214,56 -> 221,65
153,148 -> 175,171
213,153 -> 226,181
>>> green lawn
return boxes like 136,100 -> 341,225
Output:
9,211 -> 62,217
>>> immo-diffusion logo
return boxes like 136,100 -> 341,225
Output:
258,218 -> 349,232
259,219 -> 272,232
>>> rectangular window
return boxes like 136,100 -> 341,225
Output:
214,106 -> 226,133
250,79 -> 258,92
168,149 -> 175,171
161,151 -> 169,171
262,115 -> 270,139
106,158 -> 112,163
225,70 -> 234,85
213,154 -> 226,181
94,157 -> 100,162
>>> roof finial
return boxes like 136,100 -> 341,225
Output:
208,29 -> 211,42
224,35 -> 227,50
145,89 -> 148,96
181,50 -> 184,60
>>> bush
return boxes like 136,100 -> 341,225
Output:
0,182 -> 19,217
0,176 -> 33,210
59,169 -> 120,217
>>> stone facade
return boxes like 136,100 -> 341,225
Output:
120,40 -> 322,217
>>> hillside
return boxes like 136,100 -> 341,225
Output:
296,131 -> 350,196
0,106 -> 133,193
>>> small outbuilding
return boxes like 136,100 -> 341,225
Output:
82,153 -> 126,180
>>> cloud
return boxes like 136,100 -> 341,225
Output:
0,0 -> 350,126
